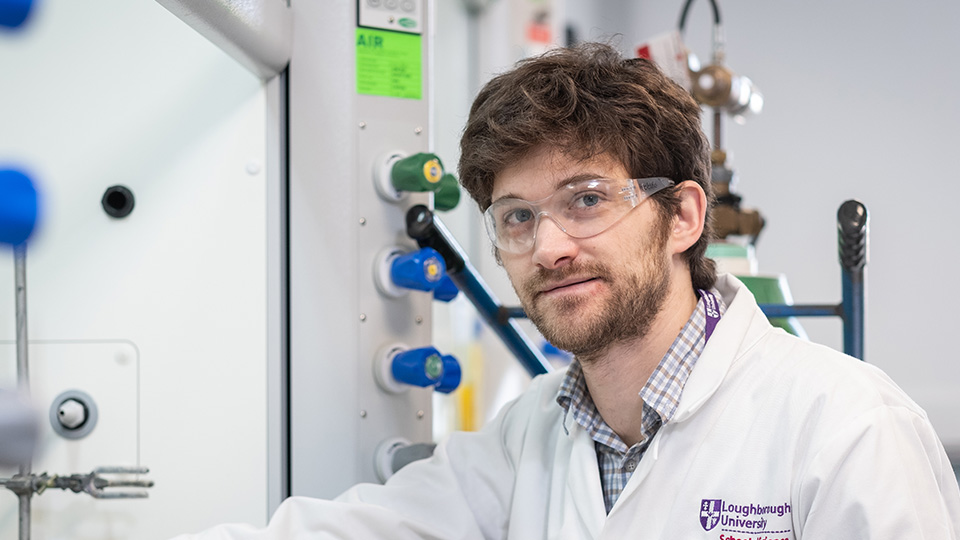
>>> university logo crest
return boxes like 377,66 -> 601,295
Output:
699,499 -> 722,531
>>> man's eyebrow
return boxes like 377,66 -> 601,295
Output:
553,173 -> 601,190
492,173 -> 606,204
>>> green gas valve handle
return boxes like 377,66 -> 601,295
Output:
391,153 -> 444,193
433,173 -> 461,212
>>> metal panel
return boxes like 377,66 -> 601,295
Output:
156,0 -> 292,79
288,0 -> 435,498
287,0 -> 360,499
355,106 -> 434,486
264,71 -> 289,516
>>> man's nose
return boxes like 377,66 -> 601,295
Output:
530,215 -> 578,269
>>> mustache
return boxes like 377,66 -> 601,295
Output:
521,261 -> 610,297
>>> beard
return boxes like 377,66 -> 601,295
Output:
514,221 -> 672,362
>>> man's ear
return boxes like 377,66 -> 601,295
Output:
670,181 -> 707,254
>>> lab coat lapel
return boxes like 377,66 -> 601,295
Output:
562,427 -> 606,538
673,274 -> 772,423
608,428 -> 662,517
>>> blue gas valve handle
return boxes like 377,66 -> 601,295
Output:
390,247 -> 446,292
0,168 -> 39,246
0,0 -> 33,28
391,346 -> 445,389
435,355 -> 462,394
432,275 -> 459,302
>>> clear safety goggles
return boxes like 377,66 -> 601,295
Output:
483,176 -> 675,254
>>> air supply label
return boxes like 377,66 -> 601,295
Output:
356,28 -> 422,100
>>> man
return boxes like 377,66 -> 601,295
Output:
177,43 -> 960,539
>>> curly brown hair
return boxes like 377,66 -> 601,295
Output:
458,42 -> 717,290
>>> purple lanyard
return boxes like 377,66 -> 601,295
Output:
698,289 -> 721,344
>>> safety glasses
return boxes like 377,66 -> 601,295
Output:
483,177 -> 674,254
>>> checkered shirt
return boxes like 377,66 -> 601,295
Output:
556,289 -> 726,513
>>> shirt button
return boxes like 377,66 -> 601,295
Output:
624,460 -> 637,472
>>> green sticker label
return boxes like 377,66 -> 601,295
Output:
356,29 -> 422,100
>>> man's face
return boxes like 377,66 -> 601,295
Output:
492,147 -> 673,360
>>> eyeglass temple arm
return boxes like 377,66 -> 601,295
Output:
405,205 -> 553,377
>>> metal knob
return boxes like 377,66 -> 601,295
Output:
57,399 -> 87,430
837,200 -> 868,272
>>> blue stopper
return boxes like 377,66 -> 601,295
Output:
390,247 -> 446,292
0,0 -> 34,28
0,168 -> 39,246
391,346 -> 445,389
432,275 -> 459,302
435,355 -> 462,394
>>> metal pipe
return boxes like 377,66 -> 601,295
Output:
14,243 -> 30,540
841,270 -> 864,360
18,492 -> 29,540
759,304 -> 842,318
15,244 -> 28,392
837,200 -> 868,360
713,109 -> 723,151
451,263 -> 550,377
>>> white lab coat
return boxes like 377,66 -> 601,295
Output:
178,274 -> 960,539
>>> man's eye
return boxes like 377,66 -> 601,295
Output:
503,208 -> 534,225
572,192 -> 604,209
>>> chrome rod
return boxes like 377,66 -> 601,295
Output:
14,243 -> 28,393
14,243 -> 31,540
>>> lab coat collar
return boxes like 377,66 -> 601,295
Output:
671,273 -> 772,423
